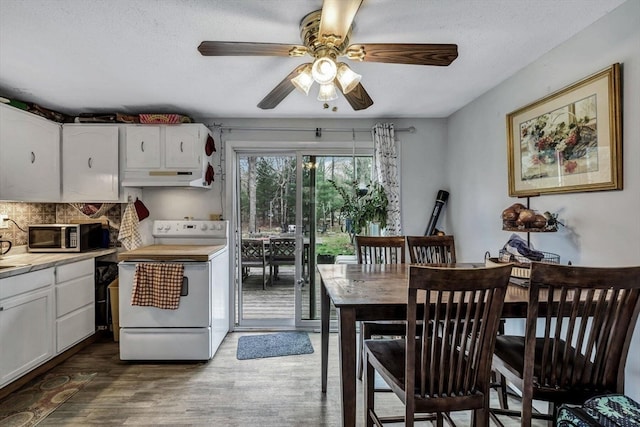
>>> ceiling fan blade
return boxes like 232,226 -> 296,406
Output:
342,82 -> 373,111
257,63 -> 311,110
198,41 -> 307,57
346,43 -> 458,66
319,0 -> 363,45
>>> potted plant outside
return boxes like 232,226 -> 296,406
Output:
329,179 -> 389,241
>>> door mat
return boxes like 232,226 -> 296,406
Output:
237,332 -> 314,360
0,372 -> 97,426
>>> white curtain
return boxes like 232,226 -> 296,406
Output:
372,123 -> 401,235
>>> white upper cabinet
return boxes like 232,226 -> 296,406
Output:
62,125 -> 119,201
165,126 -> 202,168
125,126 -> 161,169
0,104 -> 61,201
123,124 -> 213,188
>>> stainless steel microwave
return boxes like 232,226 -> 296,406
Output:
28,223 -> 104,252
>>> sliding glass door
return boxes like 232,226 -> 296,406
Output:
234,149 -> 372,329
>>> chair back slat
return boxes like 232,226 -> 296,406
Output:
527,263 -> 640,394
269,238 -> 295,262
241,239 -> 266,262
407,235 -> 456,264
408,265 -> 512,401
355,236 -> 405,264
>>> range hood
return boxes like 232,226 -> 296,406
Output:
122,167 -> 214,188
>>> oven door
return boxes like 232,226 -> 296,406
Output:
118,261 -> 211,328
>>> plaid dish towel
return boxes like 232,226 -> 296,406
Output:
118,201 -> 142,250
131,263 -> 184,309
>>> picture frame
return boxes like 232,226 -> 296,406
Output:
507,63 -> 622,197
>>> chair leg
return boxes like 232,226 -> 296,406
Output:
357,323 -> 364,380
522,387 -> 533,427
262,266 -> 266,290
498,373 -> 509,409
363,348 -> 375,427
473,408 -> 489,427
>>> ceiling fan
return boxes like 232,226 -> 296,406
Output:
198,0 -> 458,111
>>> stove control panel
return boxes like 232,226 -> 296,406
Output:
153,220 -> 228,238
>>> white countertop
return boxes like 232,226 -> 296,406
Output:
0,248 -> 118,279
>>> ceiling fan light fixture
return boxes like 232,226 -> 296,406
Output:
317,83 -> 338,102
291,65 -> 314,95
311,56 -> 337,85
336,63 -> 361,94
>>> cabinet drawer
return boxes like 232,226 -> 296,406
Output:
0,268 -> 54,300
56,276 -> 94,317
56,304 -> 95,353
56,259 -> 94,283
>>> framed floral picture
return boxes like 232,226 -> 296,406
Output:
507,63 -> 622,197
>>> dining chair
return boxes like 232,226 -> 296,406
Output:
240,239 -> 270,290
407,235 -> 457,264
354,235 -> 407,380
269,237 -> 296,282
491,262 -> 640,426
407,234 -> 511,409
364,264 -> 513,426
355,235 -> 406,265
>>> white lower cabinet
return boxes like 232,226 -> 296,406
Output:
55,259 -> 95,353
0,268 -> 55,388
0,259 -> 97,388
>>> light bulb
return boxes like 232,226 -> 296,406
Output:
291,65 -> 313,95
317,83 -> 338,102
311,57 -> 337,85
336,63 -> 362,94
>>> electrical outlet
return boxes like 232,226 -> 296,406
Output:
0,214 -> 8,229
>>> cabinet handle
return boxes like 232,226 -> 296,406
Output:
180,141 -> 184,152
88,157 -> 93,168
141,141 -> 145,152
31,151 -> 36,164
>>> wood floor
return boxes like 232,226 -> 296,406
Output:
6,332 -> 546,427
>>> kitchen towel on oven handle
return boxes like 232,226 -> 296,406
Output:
131,263 -> 185,309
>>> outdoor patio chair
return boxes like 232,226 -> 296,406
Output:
241,238 -> 270,290
269,237 -> 296,282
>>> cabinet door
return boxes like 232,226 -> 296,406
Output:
0,287 -> 55,387
165,126 -> 202,168
125,126 -> 161,169
62,126 -> 119,201
0,105 -> 60,201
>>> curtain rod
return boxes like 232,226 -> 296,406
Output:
215,125 -> 416,134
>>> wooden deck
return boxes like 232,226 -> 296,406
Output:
238,265 -> 332,322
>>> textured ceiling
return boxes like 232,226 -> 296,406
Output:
0,0 -> 627,119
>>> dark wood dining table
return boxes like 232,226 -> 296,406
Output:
319,262 -> 532,427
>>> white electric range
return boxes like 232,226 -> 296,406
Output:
117,220 -> 229,361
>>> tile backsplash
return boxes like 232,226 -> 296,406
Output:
0,202 -> 122,247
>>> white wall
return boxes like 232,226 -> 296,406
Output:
447,0 -> 640,398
